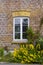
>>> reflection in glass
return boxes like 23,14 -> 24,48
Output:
22,18 -> 28,39
15,18 -> 20,39
15,33 -> 20,39
22,19 -> 28,25
15,19 -> 20,24
22,33 -> 27,39
22,26 -> 28,32
15,26 -> 20,32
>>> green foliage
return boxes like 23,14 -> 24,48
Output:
26,27 -> 40,44
0,48 -> 4,62
11,44 -> 43,64
0,51 -> 14,62
0,44 -> 43,64
5,52 -> 15,62
0,48 -> 4,57
36,37 -> 43,50
35,43 -> 41,51
26,27 -> 35,44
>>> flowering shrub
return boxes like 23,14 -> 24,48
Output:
0,44 -> 42,63
12,44 -> 43,64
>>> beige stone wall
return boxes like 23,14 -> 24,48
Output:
0,0 -> 43,47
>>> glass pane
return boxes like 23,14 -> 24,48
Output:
15,25 -> 20,32
22,33 -> 27,39
22,18 -> 28,39
15,18 -> 20,39
22,19 -> 28,25
15,19 -> 20,24
15,33 -> 20,39
22,26 -> 28,32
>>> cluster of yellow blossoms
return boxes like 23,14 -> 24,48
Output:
12,44 -> 43,64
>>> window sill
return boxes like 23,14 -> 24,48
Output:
12,39 -> 28,44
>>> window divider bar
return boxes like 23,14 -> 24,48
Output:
20,18 -> 22,40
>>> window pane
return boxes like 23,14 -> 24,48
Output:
22,33 -> 27,39
15,25 -> 20,32
22,19 -> 28,25
15,18 -> 20,32
22,26 -> 28,32
15,18 -> 20,39
15,19 -> 20,24
15,33 -> 20,39
22,18 -> 28,39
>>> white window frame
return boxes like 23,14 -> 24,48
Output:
13,17 -> 30,43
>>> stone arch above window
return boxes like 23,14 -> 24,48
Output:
12,10 -> 30,17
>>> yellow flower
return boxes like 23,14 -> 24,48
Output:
20,47 -> 24,51
30,54 -> 34,57
38,51 -> 40,54
36,43 -> 40,49
33,53 -> 36,59
13,51 -> 17,57
24,52 -> 28,55
41,50 -> 43,54
29,57 -> 34,61
14,48 -> 17,51
13,48 -> 18,57
28,60 -> 30,62
24,58 -> 30,63
18,55 -> 22,59
33,56 -> 36,59
28,56 -> 34,61
29,44 -> 34,50
21,60 -> 25,64
30,58 -> 33,61
38,55 -> 40,58
23,56 -> 27,59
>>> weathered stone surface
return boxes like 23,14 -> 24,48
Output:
0,35 -> 12,43
0,0 -> 43,47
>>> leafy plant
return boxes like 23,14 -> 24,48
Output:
36,37 -> 43,50
26,27 -> 40,44
12,44 -> 42,64
0,48 -> 4,57
26,27 -> 35,44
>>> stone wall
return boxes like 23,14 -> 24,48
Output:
0,0 -> 43,47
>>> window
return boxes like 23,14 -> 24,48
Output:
13,17 -> 30,42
